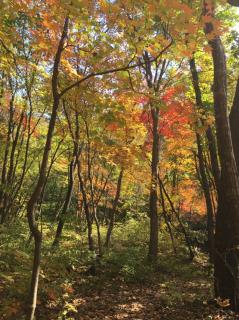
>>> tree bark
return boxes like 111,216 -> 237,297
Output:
159,177 -> 194,260
206,127 -> 220,193
0,92 -> 15,223
105,169 -> 123,248
148,107 -> 160,262
189,58 -> 215,261
0,111 -> 24,223
77,161 -> 94,252
26,17 -> 69,320
159,180 -> 177,254
52,156 -> 76,246
189,57 -> 220,193
229,76 -> 239,173
204,1 -> 239,310
84,119 -> 102,255
196,133 -> 215,261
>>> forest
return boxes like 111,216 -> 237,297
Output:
1,0 -> 239,319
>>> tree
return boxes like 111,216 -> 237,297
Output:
204,0 -> 239,310
26,16 -> 69,320
189,58 -> 215,261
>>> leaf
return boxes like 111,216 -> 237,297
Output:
0,272 -> 14,283
216,298 -> 230,308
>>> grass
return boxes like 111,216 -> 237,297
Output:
0,218 -> 235,319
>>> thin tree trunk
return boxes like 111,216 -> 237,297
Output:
159,177 -> 194,260
0,93 -> 15,223
105,169 -> 123,248
196,133 -> 215,261
0,111 -> 24,223
148,107 -> 160,262
206,127 -> 220,193
140,52 -> 169,263
189,57 -> 220,193
94,208 -> 102,256
26,17 -> 69,320
7,111 -> 24,183
189,58 -> 215,261
84,118 -> 102,255
77,161 -> 94,252
53,157 -> 76,246
159,180 -> 177,254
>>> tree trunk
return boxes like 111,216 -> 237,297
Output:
1,111 -> 25,223
0,93 -> 15,223
204,1 -> 239,309
189,58 -> 215,261
189,57 -> 220,193
196,133 -> 215,261
26,17 -> 69,320
229,76 -> 239,173
148,107 -> 160,262
105,169 -> 123,248
206,127 -> 220,193
159,177 -> 194,260
159,180 -> 176,254
26,232 -> 42,320
53,157 -> 76,246
94,209 -> 102,256
77,161 -> 94,252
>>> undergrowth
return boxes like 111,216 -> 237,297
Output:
0,217 -> 213,319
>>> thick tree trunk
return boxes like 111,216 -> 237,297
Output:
105,169 -> 123,248
204,1 -> 239,309
148,107 -> 160,262
229,76 -> 239,172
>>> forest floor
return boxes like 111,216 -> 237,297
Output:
0,220 -> 238,320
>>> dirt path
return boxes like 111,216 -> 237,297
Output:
37,270 -> 238,319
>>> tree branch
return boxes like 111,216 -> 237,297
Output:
59,39 -> 173,97
228,0 -> 239,7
